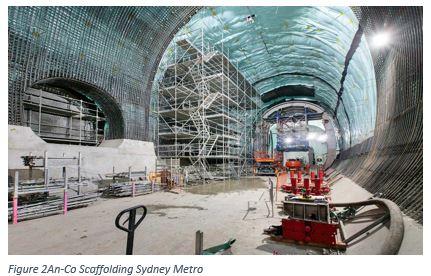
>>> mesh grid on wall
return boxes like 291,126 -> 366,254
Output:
8,6 -> 423,222
8,6 -> 199,140
335,6 -> 423,223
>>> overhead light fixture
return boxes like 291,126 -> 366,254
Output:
306,133 -> 317,141
245,14 -> 255,23
372,31 -> 390,48
285,137 -> 293,143
317,134 -> 328,143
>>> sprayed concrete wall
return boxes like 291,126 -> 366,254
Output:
8,125 -> 156,179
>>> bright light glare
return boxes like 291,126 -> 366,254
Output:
285,137 -> 293,143
372,32 -> 390,48
317,134 -> 328,143
306,133 -> 317,141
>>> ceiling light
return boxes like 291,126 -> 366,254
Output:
245,14 -> 255,23
306,133 -> 316,141
285,137 -> 293,143
317,134 -> 327,143
372,32 -> 390,48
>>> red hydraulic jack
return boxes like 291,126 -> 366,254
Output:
310,171 -> 321,195
303,178 -> 310,195
265,167 -> 345,250
280,168 -> 329,196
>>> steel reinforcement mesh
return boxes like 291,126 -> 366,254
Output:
8,6 -> 199,140
8,6 -> 423,222
334,7 -> 423,223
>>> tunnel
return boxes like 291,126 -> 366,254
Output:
151,6 -> 422,222
7,6 -> 423,255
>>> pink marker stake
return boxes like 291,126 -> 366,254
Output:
132,182 -> 136,197
13,171 -> 19,224
63,191 -> 68,215
63,167 -> 68,215
13,197 -> 18,224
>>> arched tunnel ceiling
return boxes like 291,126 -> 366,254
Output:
155,6 -> 377,147
7,6 -> 423,222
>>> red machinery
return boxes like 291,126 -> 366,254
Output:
282,221 -> 338,246
285,160 -> 302,170
265,166 -> 344,249
281,218 -> 339,246
278,167 -> 330,196
264,194 -> 345,249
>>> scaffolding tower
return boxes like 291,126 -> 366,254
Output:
155,30 -> 261,181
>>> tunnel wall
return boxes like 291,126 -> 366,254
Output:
8,6 -> 423,222
333,7 -> 423,223
8,6 -> 198,140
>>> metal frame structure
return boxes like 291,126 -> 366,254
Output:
154,28 -> 261,180
22,88 -> 105,145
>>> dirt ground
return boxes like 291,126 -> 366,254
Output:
8,176 -> 422,255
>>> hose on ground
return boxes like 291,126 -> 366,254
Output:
330,198 -> 404,255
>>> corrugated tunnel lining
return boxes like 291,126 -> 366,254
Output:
8,6 -> 200,140
158,6 -> 377,148
7,6 -> 422,223
155,6 -> 422,223
333,7 -> 423,223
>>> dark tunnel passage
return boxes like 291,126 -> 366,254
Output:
8,6 -> 423,223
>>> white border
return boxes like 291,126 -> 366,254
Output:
2,1 -> 428,276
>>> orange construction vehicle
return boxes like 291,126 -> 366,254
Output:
253,151 -> 276,175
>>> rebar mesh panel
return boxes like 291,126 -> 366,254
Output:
335,7 -> 423,223
8,6 -> 199,140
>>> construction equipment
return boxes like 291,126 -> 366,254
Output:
264,193 -> 345,249
103,181 -> 160,197
265,171 -> 404,253
195,230 -> 236,255
278,166 -> 330,196
115,205 -> 147,255
253,151 -> 276,176
285,159 -> 303,170
265,168 -> 342,249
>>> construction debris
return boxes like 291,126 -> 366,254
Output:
102,181 -> 161,197
8,193 -> 99,221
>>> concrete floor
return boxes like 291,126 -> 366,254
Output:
8,176 -> 422,255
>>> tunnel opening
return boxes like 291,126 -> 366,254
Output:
260,101 -> 340,169
23,81 -> 106,145
152,6 -> 376,176
152,6 -> 422,223
27,78 -> 126,143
